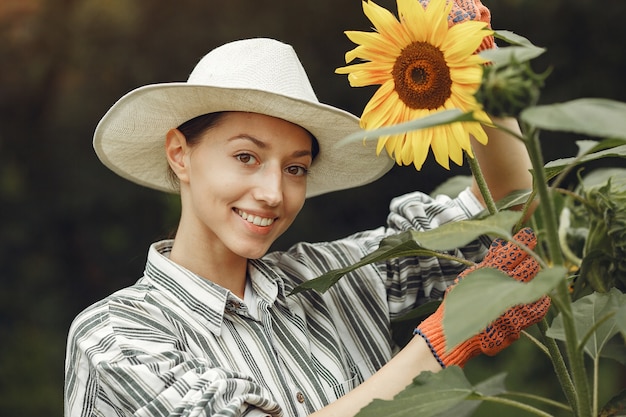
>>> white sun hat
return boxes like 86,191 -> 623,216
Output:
93,37 -> 394,198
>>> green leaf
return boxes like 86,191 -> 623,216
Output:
493,30 -> 542,49
434,373 -> 508,417
574,138 -> 626,157
431,175 -> 473,199
356,368 -> 509,417
443,266 -> 565,350
521,98 -> 626,140
546,288 -> 626,359
580,167 -> 626,188
406,210 -> 522,251
598,389 -> 626,417
615,302 -> 626,337
337,109 -> 476,146
480,30 -> 546,68
290,211 -> 522,295
392,301 -> 440,323
543,143 -> 626,181
480,46 -> 545,69
289,237 -> 443,295
494,189 -> 533,211
599,337 -> 626,365
355,367 -> 474,417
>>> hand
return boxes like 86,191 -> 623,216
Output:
414,228 -> 551,368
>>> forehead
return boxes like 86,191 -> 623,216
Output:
214,112 -> 314,148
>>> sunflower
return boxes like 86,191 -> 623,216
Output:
336,0 -> 494,170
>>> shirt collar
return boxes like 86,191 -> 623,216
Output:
144,240 -> 289,335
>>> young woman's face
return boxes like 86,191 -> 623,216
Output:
177,112 -> 314,260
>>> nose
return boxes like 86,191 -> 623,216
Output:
252,165 -> 283,207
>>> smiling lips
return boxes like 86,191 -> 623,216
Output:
236,209 -> 276,227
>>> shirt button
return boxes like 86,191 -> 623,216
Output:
296,391 -> 305,403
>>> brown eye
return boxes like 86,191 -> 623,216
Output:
285,165 -> 308,177
235,153 -> 256,165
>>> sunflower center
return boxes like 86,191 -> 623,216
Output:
392,42 -> 452,110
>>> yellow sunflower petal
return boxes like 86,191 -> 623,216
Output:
339,0 -> 492,171
448,85 -> 481,112
382,134 -> 401,163
446,53 -> 488,68
376,135 -> 389,155
467,122 -> 489,145
362,81 -> 398,127
447,122 -> 470,165
443,22 -> 491,60
397,0 -> 427,41
336,61 -> 395,86
400,132 -> 414,165
411,128 -> 432,170
472,109 -> 492,126
393,134 -> 409,164
430,125 -> 451,169
424,0 -> 453,47
363,1 -> 412,46
449,65 -> 483,85
343,31 -> 401,62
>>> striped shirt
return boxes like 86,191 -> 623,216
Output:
65,188 -> 488,417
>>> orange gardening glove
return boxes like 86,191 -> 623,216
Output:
419,0 -> 495,52
414,228 -> 551,368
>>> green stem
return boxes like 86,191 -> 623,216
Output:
524,126 -> 592,417
504,392 -> 573,412
467,150 -> 498,215
515,188 -> 537,231
481,395 -> 554,417
537,318 -> 578,414
558,208 -> 582,267
524,128 -> 563,265
593,356 -> 599,417
521,330 -> 549,357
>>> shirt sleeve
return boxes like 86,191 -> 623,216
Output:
64,297 -> 281,417
279,187 -> 490,317
382,187 -> 490,311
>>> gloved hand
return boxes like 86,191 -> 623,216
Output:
419,0 -> 495,52
414,228 -> 551,368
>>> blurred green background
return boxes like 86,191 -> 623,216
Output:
1,0 -> 624,415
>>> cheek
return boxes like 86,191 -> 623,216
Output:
284,184 -> 307,215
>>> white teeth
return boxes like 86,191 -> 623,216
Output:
237,210 -> 275,226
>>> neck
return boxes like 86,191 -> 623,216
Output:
169,234 -> 248,299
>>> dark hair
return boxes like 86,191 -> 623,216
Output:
167,112 -> 320,189
166,112 -> 227,190
177,112 -> 227,145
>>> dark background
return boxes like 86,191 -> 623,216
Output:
1,0 -> 625,415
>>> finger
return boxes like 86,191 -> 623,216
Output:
512,228 -> 537,250
510,255 -> 540,283
517,296 -> 551,328
483,228 -> 537,271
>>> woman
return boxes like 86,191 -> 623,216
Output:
64,34 -> 547,417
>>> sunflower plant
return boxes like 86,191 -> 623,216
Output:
293,0 -> 626,416
335,0 -> 492,171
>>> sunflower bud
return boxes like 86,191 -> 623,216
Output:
474,58 -> 548,118
572,176 -> 626,297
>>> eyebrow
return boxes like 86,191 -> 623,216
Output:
228,135 -> 313,158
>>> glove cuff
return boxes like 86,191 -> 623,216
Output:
414,313 -> 482,368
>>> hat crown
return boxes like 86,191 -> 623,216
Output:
188,38 -> 319,104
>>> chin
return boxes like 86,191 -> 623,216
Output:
237,244 -> 272,260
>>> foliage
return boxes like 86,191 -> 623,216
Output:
295,30 -> 626,417
1,1 -> 625,416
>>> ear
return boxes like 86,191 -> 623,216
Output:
165,128 -> 190,184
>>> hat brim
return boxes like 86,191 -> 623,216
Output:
93,83 -> 394,197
